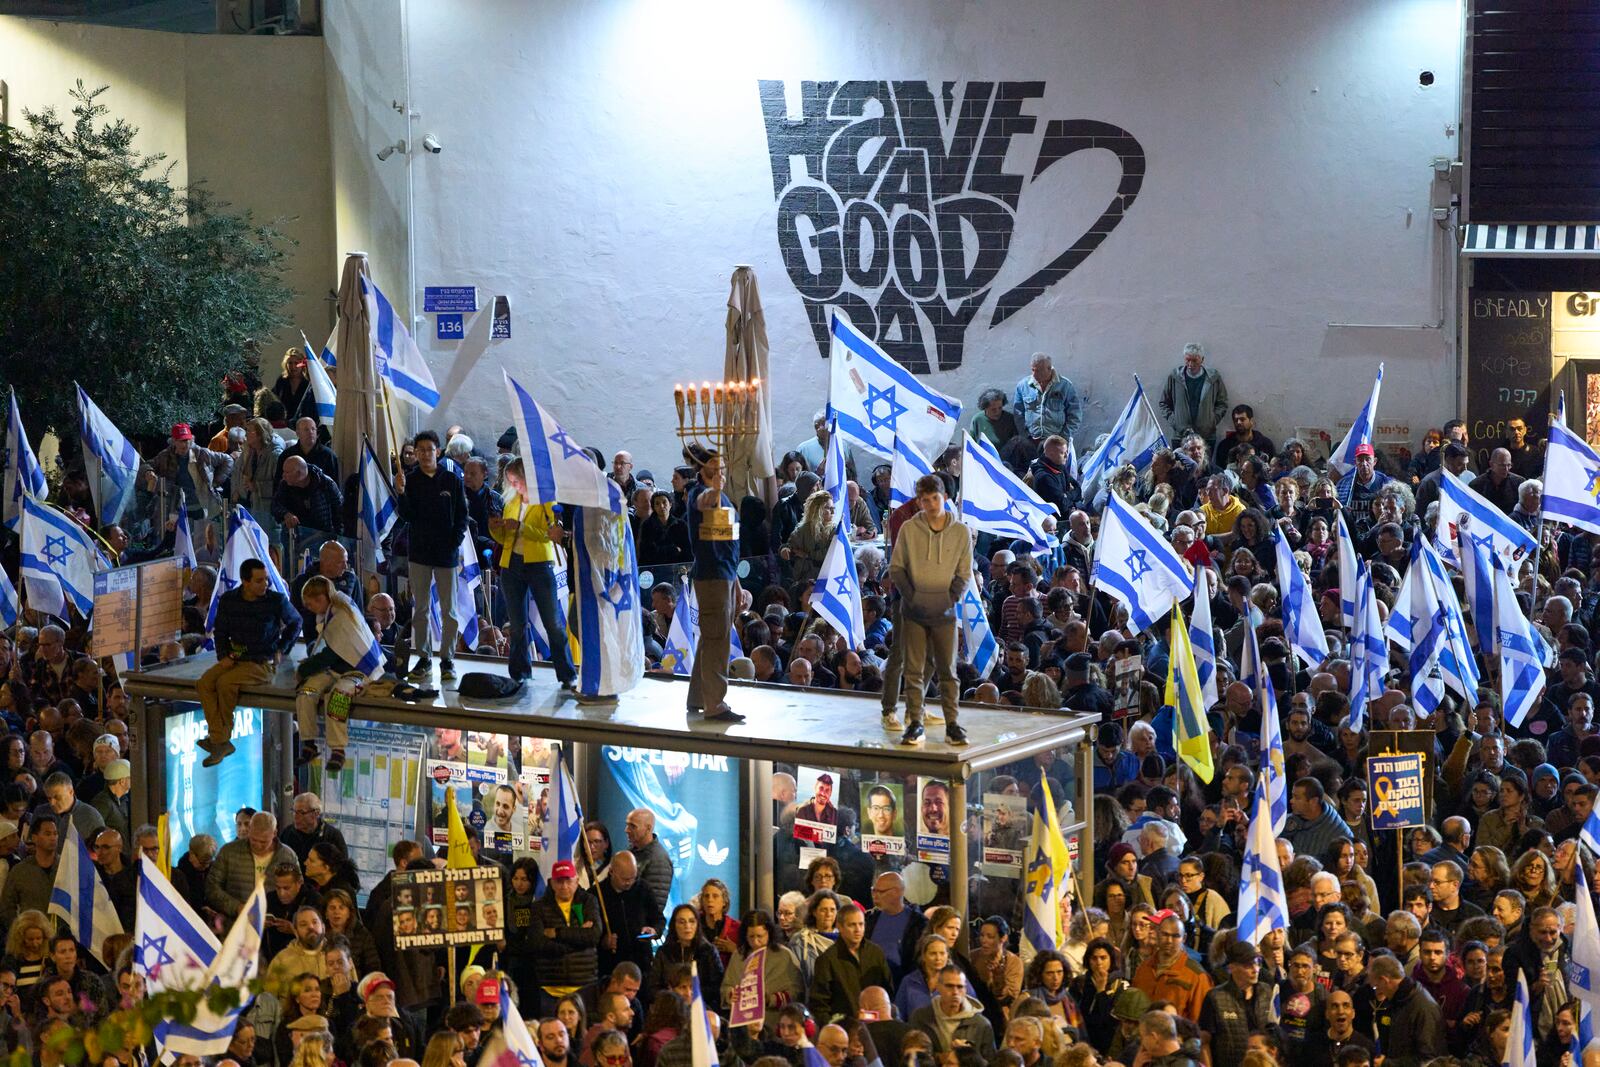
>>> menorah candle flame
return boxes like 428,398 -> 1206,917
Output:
673,377 -> 764,455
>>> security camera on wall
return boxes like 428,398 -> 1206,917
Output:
422,134 -> 442,155
376,140 -> 406,162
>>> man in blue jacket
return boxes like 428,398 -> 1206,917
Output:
198,558 -> 301,766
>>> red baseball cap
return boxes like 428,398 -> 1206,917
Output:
551,860 -> 578,880
171,423 -> 194,441
476,977 -> 502,1005
1354,443 -> 1375,458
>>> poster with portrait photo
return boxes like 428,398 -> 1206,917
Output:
916,778 -> 952,863
427,728 -> 513,772
427,759 -> 507,846
980,793 -> 1028,875
860,781 -> 906,858
792,766 -> 839,844
392,866 -> 506,948
1111,652 -> 1143,720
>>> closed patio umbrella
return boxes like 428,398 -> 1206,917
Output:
722,265 -> 775,506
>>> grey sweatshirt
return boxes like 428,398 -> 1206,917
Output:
887,512 -> 971,625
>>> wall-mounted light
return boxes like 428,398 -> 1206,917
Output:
376,139 -> 407,161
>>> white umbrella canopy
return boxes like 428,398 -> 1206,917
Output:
722,265 -> 775,506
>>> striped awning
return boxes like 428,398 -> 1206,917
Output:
1462,222 -> 1600,256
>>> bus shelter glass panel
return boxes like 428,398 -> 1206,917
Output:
163,701 -> 267,860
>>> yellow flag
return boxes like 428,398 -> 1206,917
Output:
1167,603 -> 1214,784
1021,771 -> 1075,961
156,814 -> 171,878
446,789 -> 477,870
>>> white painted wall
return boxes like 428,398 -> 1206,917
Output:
339,1 -> 1460,466
0,16 -> 335,375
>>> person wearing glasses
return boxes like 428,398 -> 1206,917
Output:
1173,857 -> 1230,931
1428,861 -> 1485,939
1129,913 -> 1212,1021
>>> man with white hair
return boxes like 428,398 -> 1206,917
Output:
1013,353 -> 1081,458
1159,342 -> 1230,442
795,411 -> 830,470
207,811 -> 297,919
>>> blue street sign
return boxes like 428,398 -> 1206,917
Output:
424,286 -> 478,313
1367,753 -> 1426,830
436,313 -> 464,341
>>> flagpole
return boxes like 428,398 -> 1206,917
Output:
1530,399 -> 1559,589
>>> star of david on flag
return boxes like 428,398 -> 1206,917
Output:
827,309 -> 960,461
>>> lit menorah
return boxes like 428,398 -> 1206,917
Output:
673,378 -> 763,455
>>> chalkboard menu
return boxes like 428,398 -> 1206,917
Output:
1466,290 -> 1552,469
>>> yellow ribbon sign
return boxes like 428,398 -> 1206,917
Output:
1367,754 -> 1425,827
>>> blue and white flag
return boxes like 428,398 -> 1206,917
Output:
660,576 -> 740,677
49,818 -> 123,963
1240,625 -> 1287,835
960,432 -> 1054,549
690,962 -> 721,1067
1441,467 -> 1537,567
4,389 -> 46,531
359,441 -> 398,563
160,881 -> 266,1057
318,591 -> 385,680
1064,436 -> 1079,484
1543,415 -> 1600,536
958,575 -> 999,678
1571,858 -> 1600,1011
504,372 -> 625,514
499,979 -> 545,1067
1583,806 -> 1600,857
570,506 -> 645,698
1579,1001 -> 1597,1061
361,275 -> 439,411
205,509 -> 288,631
1335,512 -> 1360,629
822,418 -> 848,525
1386,537 -> 1449,714
1094,490 -> 1193,633
316,324 -> 339,368
1326,362 -> 1384,478
827,310 -> 960,461
530,550 -> 570,663
173,491 -> 197,571
77,384 -> 141,526
1491,547 -> 1552,728
1235,775 -> 1289,946
1189,571 -> 1219,711
1507,972 -> 1536,1067
537,746 -> 586,884
812,521 -> 865,648
889,435 -> 934,509
428,531 -> 483,651
300,332 -> 337,427
1078,376 -> 1166,496
1272,527 -> 1327,668
135,857 -> 217,993
1348,555 -> 1387,733
20,495 -> 104,619
0,566 -> 18,629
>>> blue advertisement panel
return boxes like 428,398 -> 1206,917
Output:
1367,754 -> 1426,831
596,746 -> 741,917
164,703 -> 266,859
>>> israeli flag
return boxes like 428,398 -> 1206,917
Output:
1240,626 -> 1287,835
827,309 -> 960,461
1078,376 -> 1166,496
499,979 -> 545,1067
4,389 -> 46,531
689,962 -> 721,1067
569,506 -> 645,698
537,746 -> 587,884
958,574 -> 999,678
504,372 -> 625,513
1272,527 -> 1327,668
301,332 -> 337,427
1579,1001 -> 1597,1061
1507,972 -> 1536,1067
1094,490 -> 1193,632
1583,806 -> 1600,857
1335,512 -> 1360,629
1235,775 -> 1289,946
530,551 -> 570,662
1326,362 -> 1384,478
428,531 -> 483,651
889,435 -> 933,509
1491,547 -> 1552,728
822,417 -> 848,524
812,521 -> 865,648
1543,416 -> 1600,536
1386,537 -> 1449,713
1189,572 -> 1219,710
317,592 -> 385,681
1571,858 -> 1600,1010
1064,436 -> 1079,483
205,509 -> 289,631
77,384 -> 141,526
359,442 -> 398,563
135,857 -> 218,995
1347,556 -> 1387,733
317,323 -> 339,368
661,576 -> 698,676
49,818 -> 123,963
173,491 -> 197,571
359,275 -> 439,410
1441,467 -> 1536,567
960,432 -> 1054,549
0,566 -> 18,629
159,881 -> 266,1057
20,496 -> 104,619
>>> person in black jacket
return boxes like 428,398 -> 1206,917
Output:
274,457 -> 345,542
394,430 -> 470,680
531,859 -> 603,1015
597,851 -> 664,977
1027,436 -> 1080,519
197,558 -> 301,766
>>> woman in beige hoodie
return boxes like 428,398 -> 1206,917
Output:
886,474 -> 971,746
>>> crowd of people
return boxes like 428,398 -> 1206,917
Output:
7,335 -> 1600,1067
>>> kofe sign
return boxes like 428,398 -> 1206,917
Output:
1466,291 -> 1551,470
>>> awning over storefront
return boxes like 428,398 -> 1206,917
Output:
1462,223 -> 1600,257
